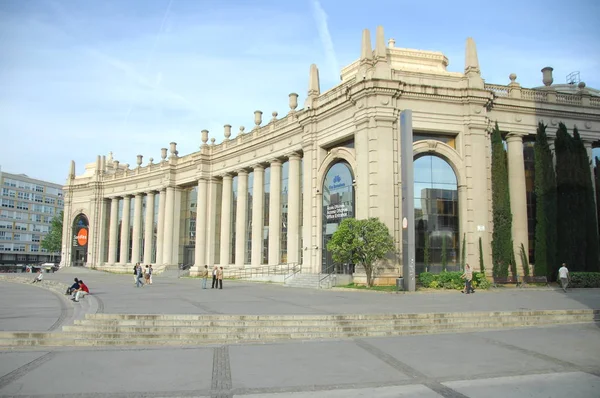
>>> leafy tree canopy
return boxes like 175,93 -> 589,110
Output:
327,218 -> 395,287
41,211 -> 63,254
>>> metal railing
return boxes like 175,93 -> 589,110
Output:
224,263 -> 300,280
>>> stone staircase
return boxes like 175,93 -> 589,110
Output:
285,273 -> 334,289
0,309 -> 597,347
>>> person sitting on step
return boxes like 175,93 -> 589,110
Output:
71,279 -> 90,302
66,278 -> 80,295
31,269 -> 43,284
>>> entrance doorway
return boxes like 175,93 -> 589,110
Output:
71,214 -> 89,267
321,161 -> 355,273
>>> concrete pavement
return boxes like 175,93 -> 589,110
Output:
0,267 -> 599,397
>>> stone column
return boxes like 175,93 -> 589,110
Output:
287,153 -> 301,264
302,146 -> 315,269
506,133 -> 529,268
119,195 -> 131,264
194,178 -> 208,267
219,174 -> 233,266
155,189 -> 166,265
162,186 -> 175,266
235,170 -> 249,267
268,159 -> 282,265
131,193 -> 143,264
143,191 -> 155,264
251,165 -> 265,266
206,178 -> 220,266
107,197 -> 120,264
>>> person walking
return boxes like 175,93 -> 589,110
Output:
148,265 -> 153,285
133,263 -> 139,285
201,265 -> 209,289
217,266 -> 224,289
211,266 -> 218,289
461,263 -> 475,294
135,264 -> 144,288
558,263 -> 571,292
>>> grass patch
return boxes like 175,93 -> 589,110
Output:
339,283 -> 398,292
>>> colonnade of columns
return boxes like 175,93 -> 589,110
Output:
98,152 -> 304,269
104,187 -> 176,266
195,153 -> 303,268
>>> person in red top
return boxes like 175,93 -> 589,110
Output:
71,280 -> 90,302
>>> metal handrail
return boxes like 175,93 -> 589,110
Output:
225,263 -> 299,280
283,263 -> 302,282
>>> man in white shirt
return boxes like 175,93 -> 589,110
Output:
31,270 -> 43,284
558,263 -> 570,292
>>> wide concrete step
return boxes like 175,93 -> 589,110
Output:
1,310 -> 597,347
82,309 -> 598,321
0,320 -> 596,347
70,313 -> 599,329
63,315 -> 599,334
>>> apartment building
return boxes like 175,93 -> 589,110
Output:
0,168 -> 64,267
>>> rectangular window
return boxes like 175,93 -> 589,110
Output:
0,231 -> 6,239
14,244 -> 26,252
34,194 -> 43,203
33,204 -> 43,212
35,185 -> 44,193
2,188 -> 9,196
413,132 -> 457,149
32,235 -> 40,242
30,244 -> 39,252
1,199 -> 15,208
57,199 -> 64,206
16,202 -> 29,210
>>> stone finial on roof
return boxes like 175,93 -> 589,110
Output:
69,160 -> 75,179
201,130 -> 209,146
360,28 -> 373,63
464,37 -> 480,75
388,38 -> 395,48
374,26 -> 386,60
224,125 -> 232,140
308,64 -> 320,97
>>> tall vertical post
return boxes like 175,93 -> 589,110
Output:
119,195 -> 131,264
162,186 -> 175,266
155,189 -> 166,265
131,193 -> 143,264
251,166 -> 265,266
107,197 -> 119,264
219,175 -> 233,266
287,153 -> 301,264
400,110 -> 415,292
268,160 -> 282,265
143,192 -> 155,264
194,178 -> 208,267
235,171 -> 249,267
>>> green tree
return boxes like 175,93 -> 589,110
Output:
423,231 -> 431,272
478,236 -> 485,273
460,233 -> 466,271
327,218 -> 395,287
556,123 -> 589,273
519,243 -> 530,277
533,122 -> 556,278
573,127 -> 600,271
41,211 -> 63,259
441,234 -> 447,272
491,122 -> 514,277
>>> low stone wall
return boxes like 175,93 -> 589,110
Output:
0,274 -> 71,297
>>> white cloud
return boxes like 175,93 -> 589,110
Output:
309,0 -> 340,83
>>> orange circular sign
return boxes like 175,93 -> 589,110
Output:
76,228 -> 88,246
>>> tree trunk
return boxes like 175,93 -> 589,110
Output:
365,264 -> 373,287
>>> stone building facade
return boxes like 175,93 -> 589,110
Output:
60,26 -> 600,283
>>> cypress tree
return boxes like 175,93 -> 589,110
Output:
533,123 -> 556,278
596,158 -> 600,238
478,236 -> 485,273
491,122 -> 514,277
555,123 -> 586,273
573,128 -> 600,271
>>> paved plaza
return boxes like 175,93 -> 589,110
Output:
0,268 -> 599,397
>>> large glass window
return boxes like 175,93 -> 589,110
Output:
263,167 -> 271,264
321,162 -> 355,274
414,155 -> 459,274
280,161 -> 289,263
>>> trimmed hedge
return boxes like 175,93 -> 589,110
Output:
569,272 -> 600,288
418,271 -> 491,290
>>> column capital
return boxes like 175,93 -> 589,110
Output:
505,132 -> 524,142
269,158 -> 283,167
287,152 -> 302,161
236,169 -> 249,177
252,163 -> 265,172
222,173 -> 233,181
196,176 -> 209,183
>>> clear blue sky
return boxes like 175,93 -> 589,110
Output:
1,0 -> 598,183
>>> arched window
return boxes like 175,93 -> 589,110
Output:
414,155 -> 459,274
322,162 -> 355,274
71,213 -> 89,266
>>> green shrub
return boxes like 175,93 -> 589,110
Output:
569,272 -> 600,288
418,272 -> 435,288
473,272 -> 491,290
